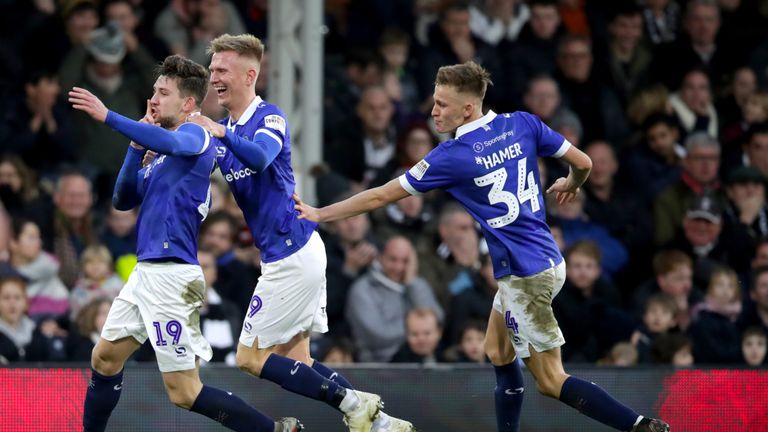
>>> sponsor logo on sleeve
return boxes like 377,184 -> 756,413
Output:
408,159 -> 430,180
264,114 -> 286,134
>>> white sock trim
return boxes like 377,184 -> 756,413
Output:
634,416 -> 644,426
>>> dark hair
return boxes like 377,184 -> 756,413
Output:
10,218 -> 37,241
651,333 -> 692,364
645,293 -> 678,316
743,325 -> 767,342
642,112 -> 679,132
155,55 -> 210,107
435,61 -> 493,99
747,122 -> 768,144
440,0 -> 471,19
529,0 -> 558,8
379,27 -> 410,47
199,211 -> 238,242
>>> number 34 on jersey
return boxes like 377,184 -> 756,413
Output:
474,157 -> 540,228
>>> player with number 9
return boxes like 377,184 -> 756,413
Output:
294,61 -> 670,432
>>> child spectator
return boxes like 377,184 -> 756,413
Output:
378,28 -> 421,122
632,293 -> 679,363
9,218 -> 69,319
445,320 -> 487,363
66,298 -> 112,361
598,342 -> 639,367
69,245 -> 124,320
741,326 -> 767,366
0,266 -> 66,363
652,333 -> 694,367
688,267 -> 742,364
321,337 -> 356,365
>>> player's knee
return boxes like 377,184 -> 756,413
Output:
484,340 -> 515,365
166,386 -> 197,410
91,345 -> 121,376
235,350 -> 264,376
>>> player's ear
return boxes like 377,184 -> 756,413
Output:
183,96 -> 197,113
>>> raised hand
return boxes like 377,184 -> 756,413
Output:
293,193 -> 320,222
68,87 -> 109,123
130,99 -> 157,150
546,177 -> 580,205
187,113 -> 226,137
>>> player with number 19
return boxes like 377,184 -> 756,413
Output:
294,61 -> 670,432
69,55 -> 302,432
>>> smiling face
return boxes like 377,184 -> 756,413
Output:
209,50 -> 259,115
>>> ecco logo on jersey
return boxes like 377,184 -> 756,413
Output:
225,167 -> 255,182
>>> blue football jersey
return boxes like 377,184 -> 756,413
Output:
216,96 -> 317,263
135,123 -> 216,264
399,111 -> 569,279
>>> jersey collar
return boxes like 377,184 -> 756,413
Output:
226,95 -> 264,131
455,110 -> 497,139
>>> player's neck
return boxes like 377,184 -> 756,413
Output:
228,93 -> 258,124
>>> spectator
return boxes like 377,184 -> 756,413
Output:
66,297 -> 111,361
447,254 -> 497,344
322,207 -> 379,335
633,250 -> 702,331
445,320 -> 487,363
717,66 -> 758,136
554,240 -> 625,362
554,34 -> 627,144
601,4 -> 652,107
0,155 -> 49,224
198,211 -> 258,309
198,249 -> 240,364
59,22 -> 154,186
632,294 -> 679,363
100,206 -> 137,262
0,267 -> 66,363
419,203 -> 482,309
69,245 -> 124,321
371,173 -> 435,249
377,28 -> 421,122
504,0 -> 564,106
320,337 -> 356,365
391,307 -> 445,364
721,91 -> 768,168
741,325 -> 767,366
154,0 -> 245,65
9,218 -> 68,319
723,166 -> 768,261
741,122 -> 768,178
622,113 -> 684,204
651,0 -> 739,90
102,0 -> 168,63
641,0 -> 680,45
346,236 -> 443,362
323,48 -> 384,137
737,266 -> 768,335
419,1 -> 504,108
2,71 -> 75,173
44,171 -> 97,288
325,86 -> 397,187
548,190 -> 628,276
653,132 -> 724,246
651,333 -> 695,366
670,192 -> 746,284
688,266 -> 742,363
668,68 -> 719,139
469,0 -> 530,46
597,342 -> 638,367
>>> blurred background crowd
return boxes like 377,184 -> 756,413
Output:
0,0 -> 767,370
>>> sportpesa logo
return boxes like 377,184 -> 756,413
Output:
224,167 -> 255,182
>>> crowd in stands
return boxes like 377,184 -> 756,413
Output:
0,0 -> 767,368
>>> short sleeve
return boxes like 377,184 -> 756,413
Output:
520,112 -> 571,158
399,145 -> 455,195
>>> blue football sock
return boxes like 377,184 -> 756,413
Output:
83,368 -> 124,432
559,376 -> 639,431
312,360 -> 355,390
261,354 -> 347,409
494,361 -> 524,432
190,385 -> 274,432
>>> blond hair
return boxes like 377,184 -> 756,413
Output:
80,245 -> 113,268
435,61 -> 493,99
208,34 -> 264,62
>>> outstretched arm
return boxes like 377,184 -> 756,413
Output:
187,114 -> 281,172
294,179 -> 410,223
68,87 -> 208,156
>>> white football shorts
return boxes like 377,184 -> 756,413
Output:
239,231 -> 328,349
492,260 -> 566,358
101,262 -> 213,372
